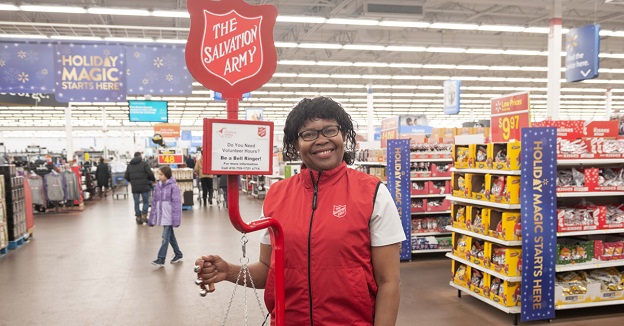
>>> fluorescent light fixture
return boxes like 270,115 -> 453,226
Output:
298,73 -> 331,78
51,35 -> 103,41
343,44 -> 386,51
156,38 -> 186,44
600,53 -> 624,59
330,74 -> 361,79
104,37 -> 153,43
152,10 -> 189,18
20,5 -> 86,13
520,66 -> 549,71
353,62 -> 389,67
272,73 -> 297,77
384,46 -> 426,52
504,49 -> 543,56
478,25 -> 526,32
0,4 -> 18,10
276,16 -> 326,24
430,23 -> 478,30
88,7 -> 150,16
388,63 -> 423,68
422,64 -> 456,69
274,42 -> 298,48
0,34 -> 48,39
326,18 -> 379,26
278,60 -> 316,65
378,21 -> 430,28
465,48 -> 504,54
524,27 -> 550,33
299,43 -> 343,49
362,75 -> 392,79
426,47 -> 466,53
317,61 -> 353,66
608,31 -> 624,37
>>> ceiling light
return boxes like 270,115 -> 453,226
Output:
330,74 -> 361,79
152,10 -> 189,18
276,16 -> 327,24
388,63 -> 422,68
0,34 -> 48,39
0,4 -> 18,10
343,44 -> 386,51
465,48 -> 504,54
278,60 -> 316,65
51,35 -> 103,41
299,43 -> 343,49
317,61 -> 353,66
523,27 -> 550,34
353,62 -> 389,67
478,25 -> 526,32
298,73 -> 330,78
273,73 -> 297,77
504,49 -> 543,55
326,18 -> 379,26
87,7 -> 150,16
20,5 -> 86,13
378,21 -> 430,28
104,37 -> 153,43
384,46 -> 426,52
274,42 -> 298,48
426,47 -> 466,53
156,39 -> 186,44
423,64 -> 456,69
456,65 -> 488,70
430,23 -> 478,30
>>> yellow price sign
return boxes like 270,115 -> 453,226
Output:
158,154 -> 182,165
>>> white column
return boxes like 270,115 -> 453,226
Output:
367,83 -> 374,142
606,88 -> 613,120
102,107 -> 109,158
547,0 -> 562,120
65,105 -> 74,163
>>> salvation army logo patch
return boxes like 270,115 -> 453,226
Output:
333,205 -> 346,218
258,127 -> 266,137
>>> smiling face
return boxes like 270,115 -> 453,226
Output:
295,118 -> 345,172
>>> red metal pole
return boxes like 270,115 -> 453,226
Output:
225,98 -> 285,326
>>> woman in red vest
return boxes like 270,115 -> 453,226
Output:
195,97 -> 406,325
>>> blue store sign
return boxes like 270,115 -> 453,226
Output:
565,24 -> 600,82
443,80 -> 461,115
387,139 -> 411,261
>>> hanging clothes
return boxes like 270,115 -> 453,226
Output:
44,172 -> 66,202
28,174 -> 46,206
62,170 -> 81,201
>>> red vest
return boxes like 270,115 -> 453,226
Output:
263,162 -> 381,325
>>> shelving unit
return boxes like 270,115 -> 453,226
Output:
411,177 -> 451,181
556,259 -> 624,272
446,195 -> 521,210
410,194 -> 448,199
555,299 -> 624,310
412,248 -> 452,254
412,210 -> 451,216
451,167 -> 521,176
447,226 -> 522,246
412,231 -> 452,236
449,282 -> 521,315
556,191 -> 624,198
447,253 -> 522,282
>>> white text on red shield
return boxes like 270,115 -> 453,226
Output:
203,17 -> 258,76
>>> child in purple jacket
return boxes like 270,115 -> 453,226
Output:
148,166 -> 183,267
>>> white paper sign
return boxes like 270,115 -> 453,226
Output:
210,121 -> 272,173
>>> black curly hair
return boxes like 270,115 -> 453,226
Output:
283,97 -> 357,165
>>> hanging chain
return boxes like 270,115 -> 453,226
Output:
221,234 -> 267,326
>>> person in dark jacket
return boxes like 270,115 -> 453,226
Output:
185,155 -> 196,169
125,152 -> 156,224
95,157 -> 111,197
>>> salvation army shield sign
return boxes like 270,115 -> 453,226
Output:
186,0 -> 277,99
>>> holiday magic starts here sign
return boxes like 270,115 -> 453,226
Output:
185,0 -> 277,99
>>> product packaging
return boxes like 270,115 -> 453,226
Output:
452,261 -> 470,288
485,243 -> 521,277
453,144 -> 475,169
488,141 -> 521,171
453,173 -> 472,198
453,233 -> 472,260
468,269 -> 490,297
489,277 -> 521,307
470,174 -> 488,201
486,175 -> 520,204
474,145 -> 490,169
452,204 -> 469,230
487,210 -> 521,241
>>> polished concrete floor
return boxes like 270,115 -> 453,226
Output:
1,192 -> 623,325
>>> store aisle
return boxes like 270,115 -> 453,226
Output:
0,194 -> 623,325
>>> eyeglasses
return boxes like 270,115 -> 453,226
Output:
298,125 -> 341,142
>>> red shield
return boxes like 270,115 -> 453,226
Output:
258,127 -> 266,137
186,0 -> 277,99
333,205 -> 346,218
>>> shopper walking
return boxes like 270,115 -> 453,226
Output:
195,97 -> 406,325
185,154 -> 196,169
218,174 -> 227,208
125,152 -> 156,225
95,157 -> 111,197
194,154 -> 214,206
148,166 -> 183,267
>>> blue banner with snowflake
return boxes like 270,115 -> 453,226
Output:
54,44 -> 126,102
0,43 -> 55,93
125,44 -> 193,96
520,127 -> 557,323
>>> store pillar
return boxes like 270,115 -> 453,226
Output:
547,0 -> 562,120
65,105 -> 74,162
102,107 -> 109,158
367,83 -> 374,142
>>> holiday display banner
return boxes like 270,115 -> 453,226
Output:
125,44 -> 193,95
54,44 -> 126,102
185,0 -> 277,99
491,92 -> 531,142
565,24 -> 600,83
204,118 -> 273,175
0,42 -> 55,93
0,92 -> 67,107
520,127 -> 557,323
387,139 -> 412,261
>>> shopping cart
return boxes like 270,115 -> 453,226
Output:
111,172 -> 128,199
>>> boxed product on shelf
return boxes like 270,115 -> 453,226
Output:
470,174 -> 488,201
368,167 -> 386,182
488,141 -> 521,171
474,144 -> 490,169
593,235 -> 624,261
452,204 -> 469,230
557,206 -> 602,232
485,243 -> 521,277
594,168 -> 624,191
599,205 -> 624,229
426,198 -> 450,212
410,161 -> 432,178
555,271 -> 599,305
427,180 -> 450,195
0,222 -> 7,250
556,168 -> 594,192
411,236 -> 439,250
468,206 -> 486,235
452,173 -> 472,198
468,268 -> 490,297
453,233 -> 472,260
468,238 -> 486,266
409,144 -> 452,159
487,210 -> 521,241
437,236 -> 452,249
582,268 -> 624,302
430,162 -> 452,177
556,239 -> 594,265
486,174 -> 520,204
452,260 -> 471,288
412,216 -> 451,234
411,198 -> 426,213
556,137 -> 624,159
490,277 -> 521,307
452,144 -> 475,168
410,181 -> 428,195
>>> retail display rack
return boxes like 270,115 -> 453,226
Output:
0,165 -> 28,253
171,168 -> 194,209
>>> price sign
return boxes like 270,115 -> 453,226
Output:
157,148 -> 183,165
491,92 -> 530,142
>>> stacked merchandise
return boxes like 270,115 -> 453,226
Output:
0,165 -> 27,242
353,149 -> 387,183
0,175 -> 7,251
172,168 -> 194,207
447,142 -> 522,313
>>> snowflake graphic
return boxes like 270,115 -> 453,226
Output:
0,59 -> 5,67
166,74 -> 174,82
41,69 -> 48,76
103,49 -> 111,56
142,78 -> 149,85
17,50 -> 26,59
134,51 -> 141,58
18,72 -> 29,83
154,57 -> 164,68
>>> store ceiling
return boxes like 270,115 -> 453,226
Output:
1,0 -> 624,131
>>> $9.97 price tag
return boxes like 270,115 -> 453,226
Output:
491,92 -> 530,142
